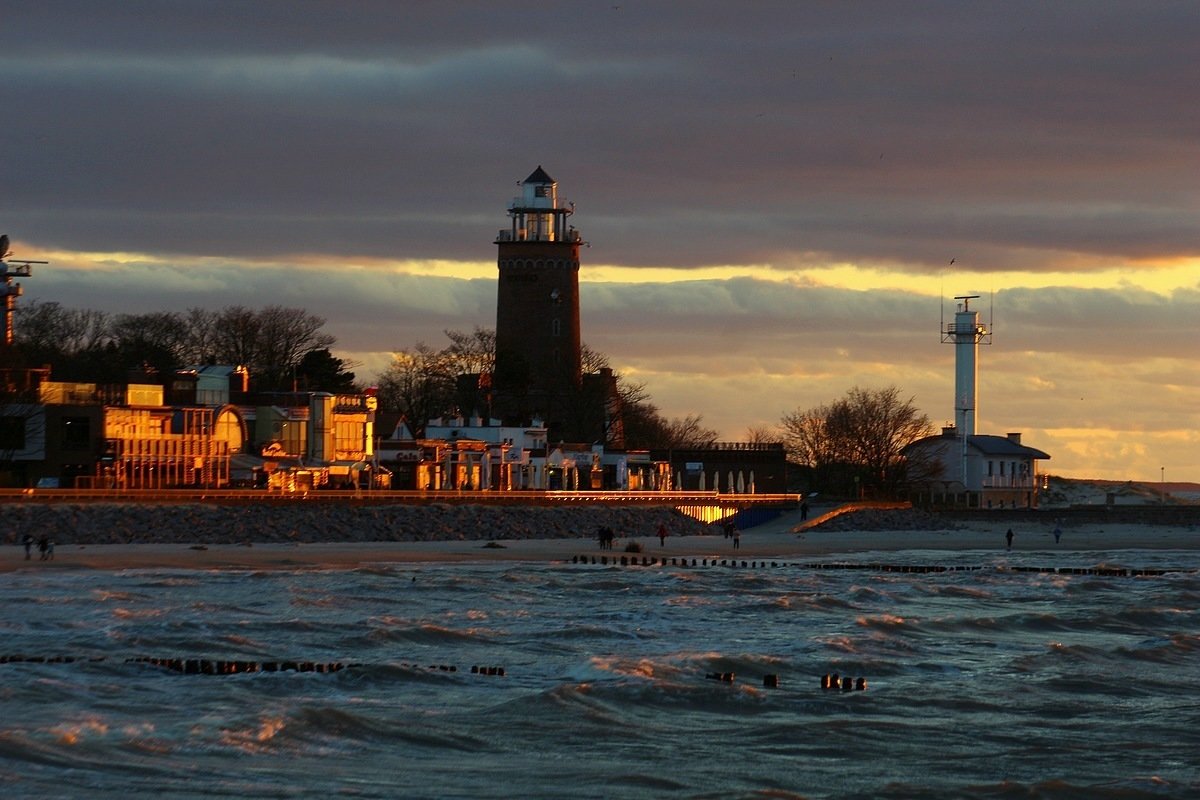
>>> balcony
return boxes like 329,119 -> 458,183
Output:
982,476 -> 1035,489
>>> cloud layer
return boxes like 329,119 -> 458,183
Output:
4,2 -> 1198,480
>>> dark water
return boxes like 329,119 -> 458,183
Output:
2,547 -> 1198,799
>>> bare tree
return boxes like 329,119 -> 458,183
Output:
108,311 -> 190,373
744,424 -> 779,445
375,342 -> 458,434
780,385 -> 933,497
580,342 -> 610,374
780,403 -> 841,469
663,413 -> 720,449
253,306 -> 335,390
13,301 -> 109,370
210,306 -> 262,373
179,308 -> 223,365
442,327 -> 495,377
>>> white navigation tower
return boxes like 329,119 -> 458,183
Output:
942,294 -> 991,438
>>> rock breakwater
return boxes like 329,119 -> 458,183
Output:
2,503 -> 712,546
807,507 -> 963,532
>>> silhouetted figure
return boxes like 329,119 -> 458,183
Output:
1005,528 -> 1014,551
800,501 -> 809,521
37,535 -> 49,561
658,523 -> 668,547
596,526 -> 614,550
733,526 -> 741,550
22,534 -> 33,560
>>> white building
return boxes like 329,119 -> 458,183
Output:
904,427 -> 1050,508
903,295 -> 1051,508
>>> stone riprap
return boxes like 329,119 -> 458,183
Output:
806,507 -> 963,532
2,503 -> 712,546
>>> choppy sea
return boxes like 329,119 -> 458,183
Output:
2,544 -> 1198,799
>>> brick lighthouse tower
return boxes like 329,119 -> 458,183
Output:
493,166 -> 585,433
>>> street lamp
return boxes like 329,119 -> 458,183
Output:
1161,466 -> 1165,505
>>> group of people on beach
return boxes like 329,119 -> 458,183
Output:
594,519 -> 745,552
596,526 -> 616,550
723,520 -> 740,549
21,534 -> 54,561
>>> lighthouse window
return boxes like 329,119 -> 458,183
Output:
535,185 -> 549,197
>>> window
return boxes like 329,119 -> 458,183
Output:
61,417 -> 91,451
0,416 -> 25,450
335,420 -> 364,456
551,318 -> 561,337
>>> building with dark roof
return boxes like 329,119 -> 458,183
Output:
904,427 -> 1051,508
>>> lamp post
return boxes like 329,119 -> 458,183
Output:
1161,466 -> 1165,505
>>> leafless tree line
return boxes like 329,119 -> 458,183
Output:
10,301 -> 348,391
778,385 -> 936,497
374,327 -> 721,449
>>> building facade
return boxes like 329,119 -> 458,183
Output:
903,428 -> 1050,509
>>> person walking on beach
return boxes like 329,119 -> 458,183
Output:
732,525 -> 741,550
22,533 -> 33,560
1053,526 -> 1062,544
658,523 -> 668,547
1005,528 -> 1014,551
46,539 -> 55,560
37,535 -> 49,561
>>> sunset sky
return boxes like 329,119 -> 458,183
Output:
4,2 -> 1198,481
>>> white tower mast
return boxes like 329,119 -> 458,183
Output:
942,294 -> 991,437
941,294 -> 991,487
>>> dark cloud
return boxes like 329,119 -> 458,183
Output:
5,2 -> 1197,268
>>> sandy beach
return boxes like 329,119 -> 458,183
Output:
7,510 -> 1197,573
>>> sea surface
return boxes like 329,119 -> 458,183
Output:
2,544 -> 1198,799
